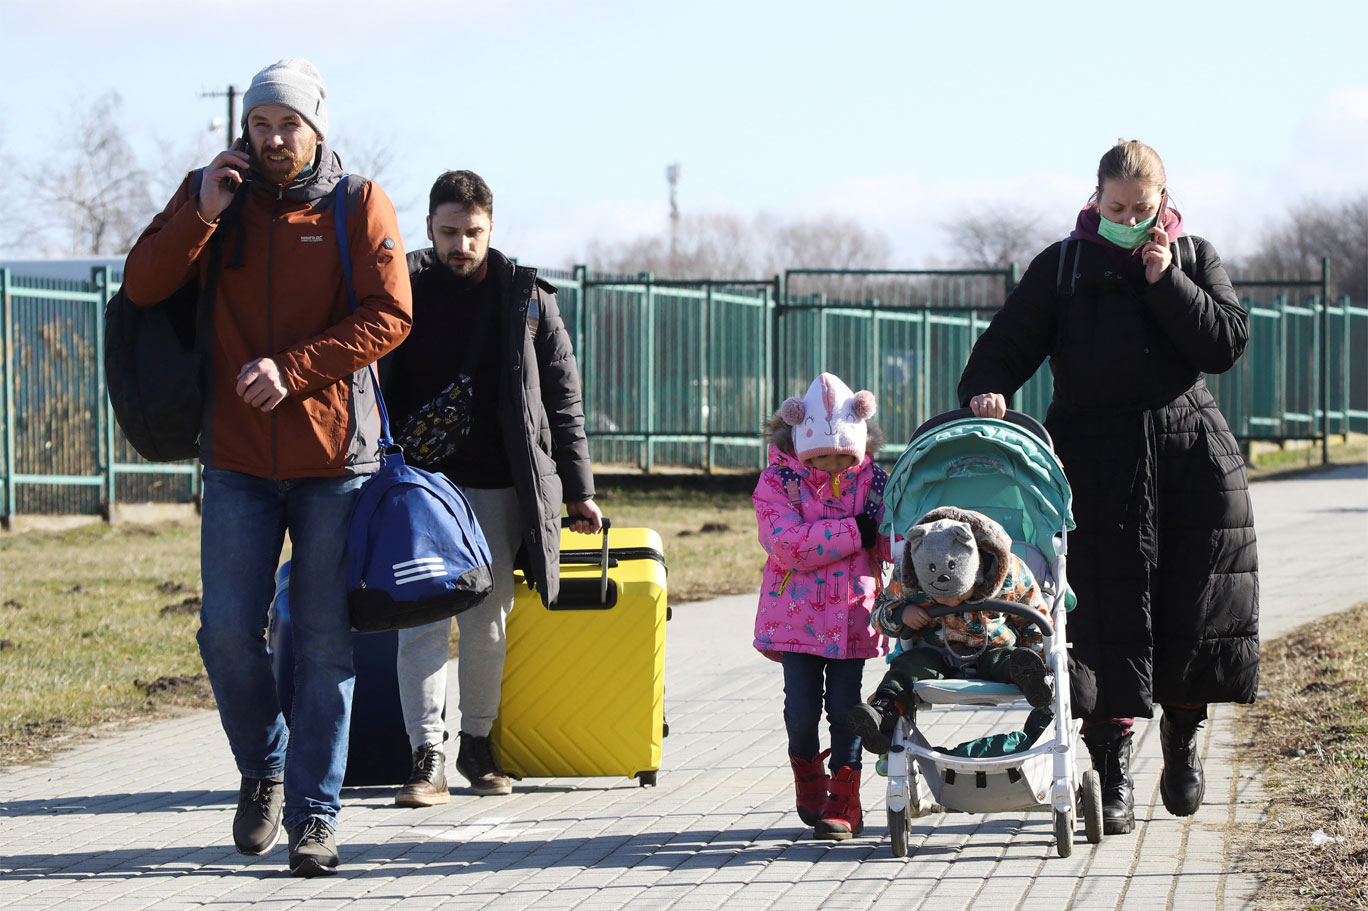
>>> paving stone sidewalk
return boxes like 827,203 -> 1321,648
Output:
1,464 -> 1364,910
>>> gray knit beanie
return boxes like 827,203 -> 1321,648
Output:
241,58 -> 328,138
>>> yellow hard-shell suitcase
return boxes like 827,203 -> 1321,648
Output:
492,518 -> 668,785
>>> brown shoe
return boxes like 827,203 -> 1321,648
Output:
455,732 -> 512,796
395,743 -> 450,807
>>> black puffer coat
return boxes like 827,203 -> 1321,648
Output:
957,236 -> 1259,719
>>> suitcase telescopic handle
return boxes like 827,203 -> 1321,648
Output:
561,515 -> 612,604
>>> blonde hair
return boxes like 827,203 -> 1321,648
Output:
1096,139 -> 1166,195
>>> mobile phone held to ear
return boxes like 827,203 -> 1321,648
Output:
221,137 -> 249,194
1153,191 -> 1169,233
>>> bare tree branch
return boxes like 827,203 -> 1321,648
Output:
941,207 -> 1054,270
583,211 -> 892,279
1233,194 -> 1368,302
24,91 -> 158,256
330,128 -> 418,214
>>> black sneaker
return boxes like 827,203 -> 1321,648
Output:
1009,648 -> 1054,708
455,732 -> 512,796
232,775 -> 284,855
288,817 -> 339,877
395,743 -> 450,807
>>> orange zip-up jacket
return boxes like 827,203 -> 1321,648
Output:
123,147 -> 412,479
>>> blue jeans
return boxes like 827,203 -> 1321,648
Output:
781,652 -> 866,771
198,467 -> 364,830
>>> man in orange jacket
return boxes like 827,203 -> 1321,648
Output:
123,58 -> 412,878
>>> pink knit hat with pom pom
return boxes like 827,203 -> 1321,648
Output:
780,373 -> 876,463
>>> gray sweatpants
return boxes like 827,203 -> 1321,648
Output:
396,485 -> 524,748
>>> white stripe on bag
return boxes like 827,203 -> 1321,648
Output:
395,564 -> 449,579
393,557 -> 444,570
395,569 -> 450,585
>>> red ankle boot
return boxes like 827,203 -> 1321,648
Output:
789,749 -> 830,826
814,766 -> 863,840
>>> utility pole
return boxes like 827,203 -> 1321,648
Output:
201,85 -> 239,149
665,162 -> 681,273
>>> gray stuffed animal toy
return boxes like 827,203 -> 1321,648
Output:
901,506 -> 1011,602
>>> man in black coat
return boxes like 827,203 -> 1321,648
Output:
381,170 -> 601,804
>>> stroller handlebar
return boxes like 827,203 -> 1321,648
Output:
909,407 -> 1053,449
919,598 -> 1055,640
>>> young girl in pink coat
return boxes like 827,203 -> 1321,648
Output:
752,372 -> 889,840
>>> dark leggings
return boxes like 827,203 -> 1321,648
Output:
781,652 -> 866,771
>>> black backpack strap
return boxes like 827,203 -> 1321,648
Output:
1056,237 -> 1082,298
1168,233 -> 1197,279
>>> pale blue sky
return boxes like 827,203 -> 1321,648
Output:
3,0 -> 1364,269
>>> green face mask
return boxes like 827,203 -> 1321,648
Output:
1097,213 -> 1157,249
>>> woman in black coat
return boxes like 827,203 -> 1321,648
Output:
957,140 -> 1259,836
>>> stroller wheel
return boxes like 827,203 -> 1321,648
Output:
1054,808 -> 1075,857
887,806 -> 909,858
1080,770 -> 1104,844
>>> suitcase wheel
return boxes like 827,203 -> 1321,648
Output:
636,771 -> 658,787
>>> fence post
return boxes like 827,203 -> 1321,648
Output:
572,264 -> 588,375
93,266 -> 116,513
917,304 -> 929,427
1320,257 -> 1331,465
703,282 -> 713,473
1341,295 -> 1351,442
772,273 -> 786,416
764,276 -> 779,469
1,268 -> 12,525
644,274 -> 656,473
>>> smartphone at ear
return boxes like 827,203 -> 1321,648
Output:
1154,190 -> 1169,227
220,138 -> 248,195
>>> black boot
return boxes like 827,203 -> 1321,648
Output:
1082,723 -> 1135,835
1159,705 -> 1207,817
845,689 -> 904,754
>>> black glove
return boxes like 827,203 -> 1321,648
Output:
855,514 -> 878,549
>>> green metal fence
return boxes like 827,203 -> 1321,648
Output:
1,260 -> 1364,520
774,263 -> 1366,466
0,266 -> 200,520
559,270 -> 779,472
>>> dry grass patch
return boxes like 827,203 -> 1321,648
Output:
0,521 -> 211,766
1247,433 -> 1368,481
1236,602 -> 1368,910
592,481 -> 765,604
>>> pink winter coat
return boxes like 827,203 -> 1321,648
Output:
752,445 -> 891,662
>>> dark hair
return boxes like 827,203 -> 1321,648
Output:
428,170 -> 493,217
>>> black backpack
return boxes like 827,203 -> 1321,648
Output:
104,171 -> 229,462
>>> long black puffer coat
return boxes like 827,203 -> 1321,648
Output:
957,235 -> 1259,720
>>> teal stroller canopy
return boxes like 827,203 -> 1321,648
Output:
884,415 -> 1076,603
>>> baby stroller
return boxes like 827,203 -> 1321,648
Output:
878,407 -> 1101,858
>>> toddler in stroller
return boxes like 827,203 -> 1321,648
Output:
847,505 -> 1054,754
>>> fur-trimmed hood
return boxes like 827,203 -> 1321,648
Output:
766,411 -> 884,457
900,506 -> 1012,602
